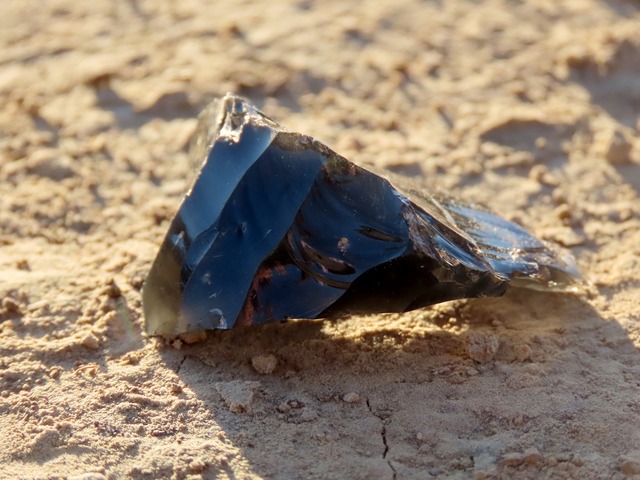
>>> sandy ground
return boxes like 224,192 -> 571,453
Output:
1,0 -> 640,479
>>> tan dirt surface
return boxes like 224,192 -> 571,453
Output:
1,1 -> 640,479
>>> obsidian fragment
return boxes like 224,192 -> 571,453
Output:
143,94 -> 579,336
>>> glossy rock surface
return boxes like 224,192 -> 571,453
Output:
143,94 -> 579,336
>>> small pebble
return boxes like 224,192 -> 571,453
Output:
342,392 -> 360,403
215,381 -> 260,413
605,130 -> 632,165
2,297 -> 20,313
535,136 -> 547,149
620,455 -> 640,475
82,334 -> 100,350
189,458 -> 207,473
251,354 -> 277,374
515,344 -> 533,362
16,259 -> 30,270
466,331 -> 499,363
105,279 -> 121,298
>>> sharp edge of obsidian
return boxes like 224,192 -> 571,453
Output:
142,93 -> 580,336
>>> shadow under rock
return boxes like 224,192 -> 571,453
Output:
162,287 -> 639,479
375,292 -> 640,479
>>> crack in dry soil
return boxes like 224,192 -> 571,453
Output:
175,355 -> 187,374
366,397 -> 397,480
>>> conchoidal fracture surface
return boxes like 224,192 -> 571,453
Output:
144,94 -> 579,336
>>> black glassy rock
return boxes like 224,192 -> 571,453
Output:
143,94 -> 579,336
